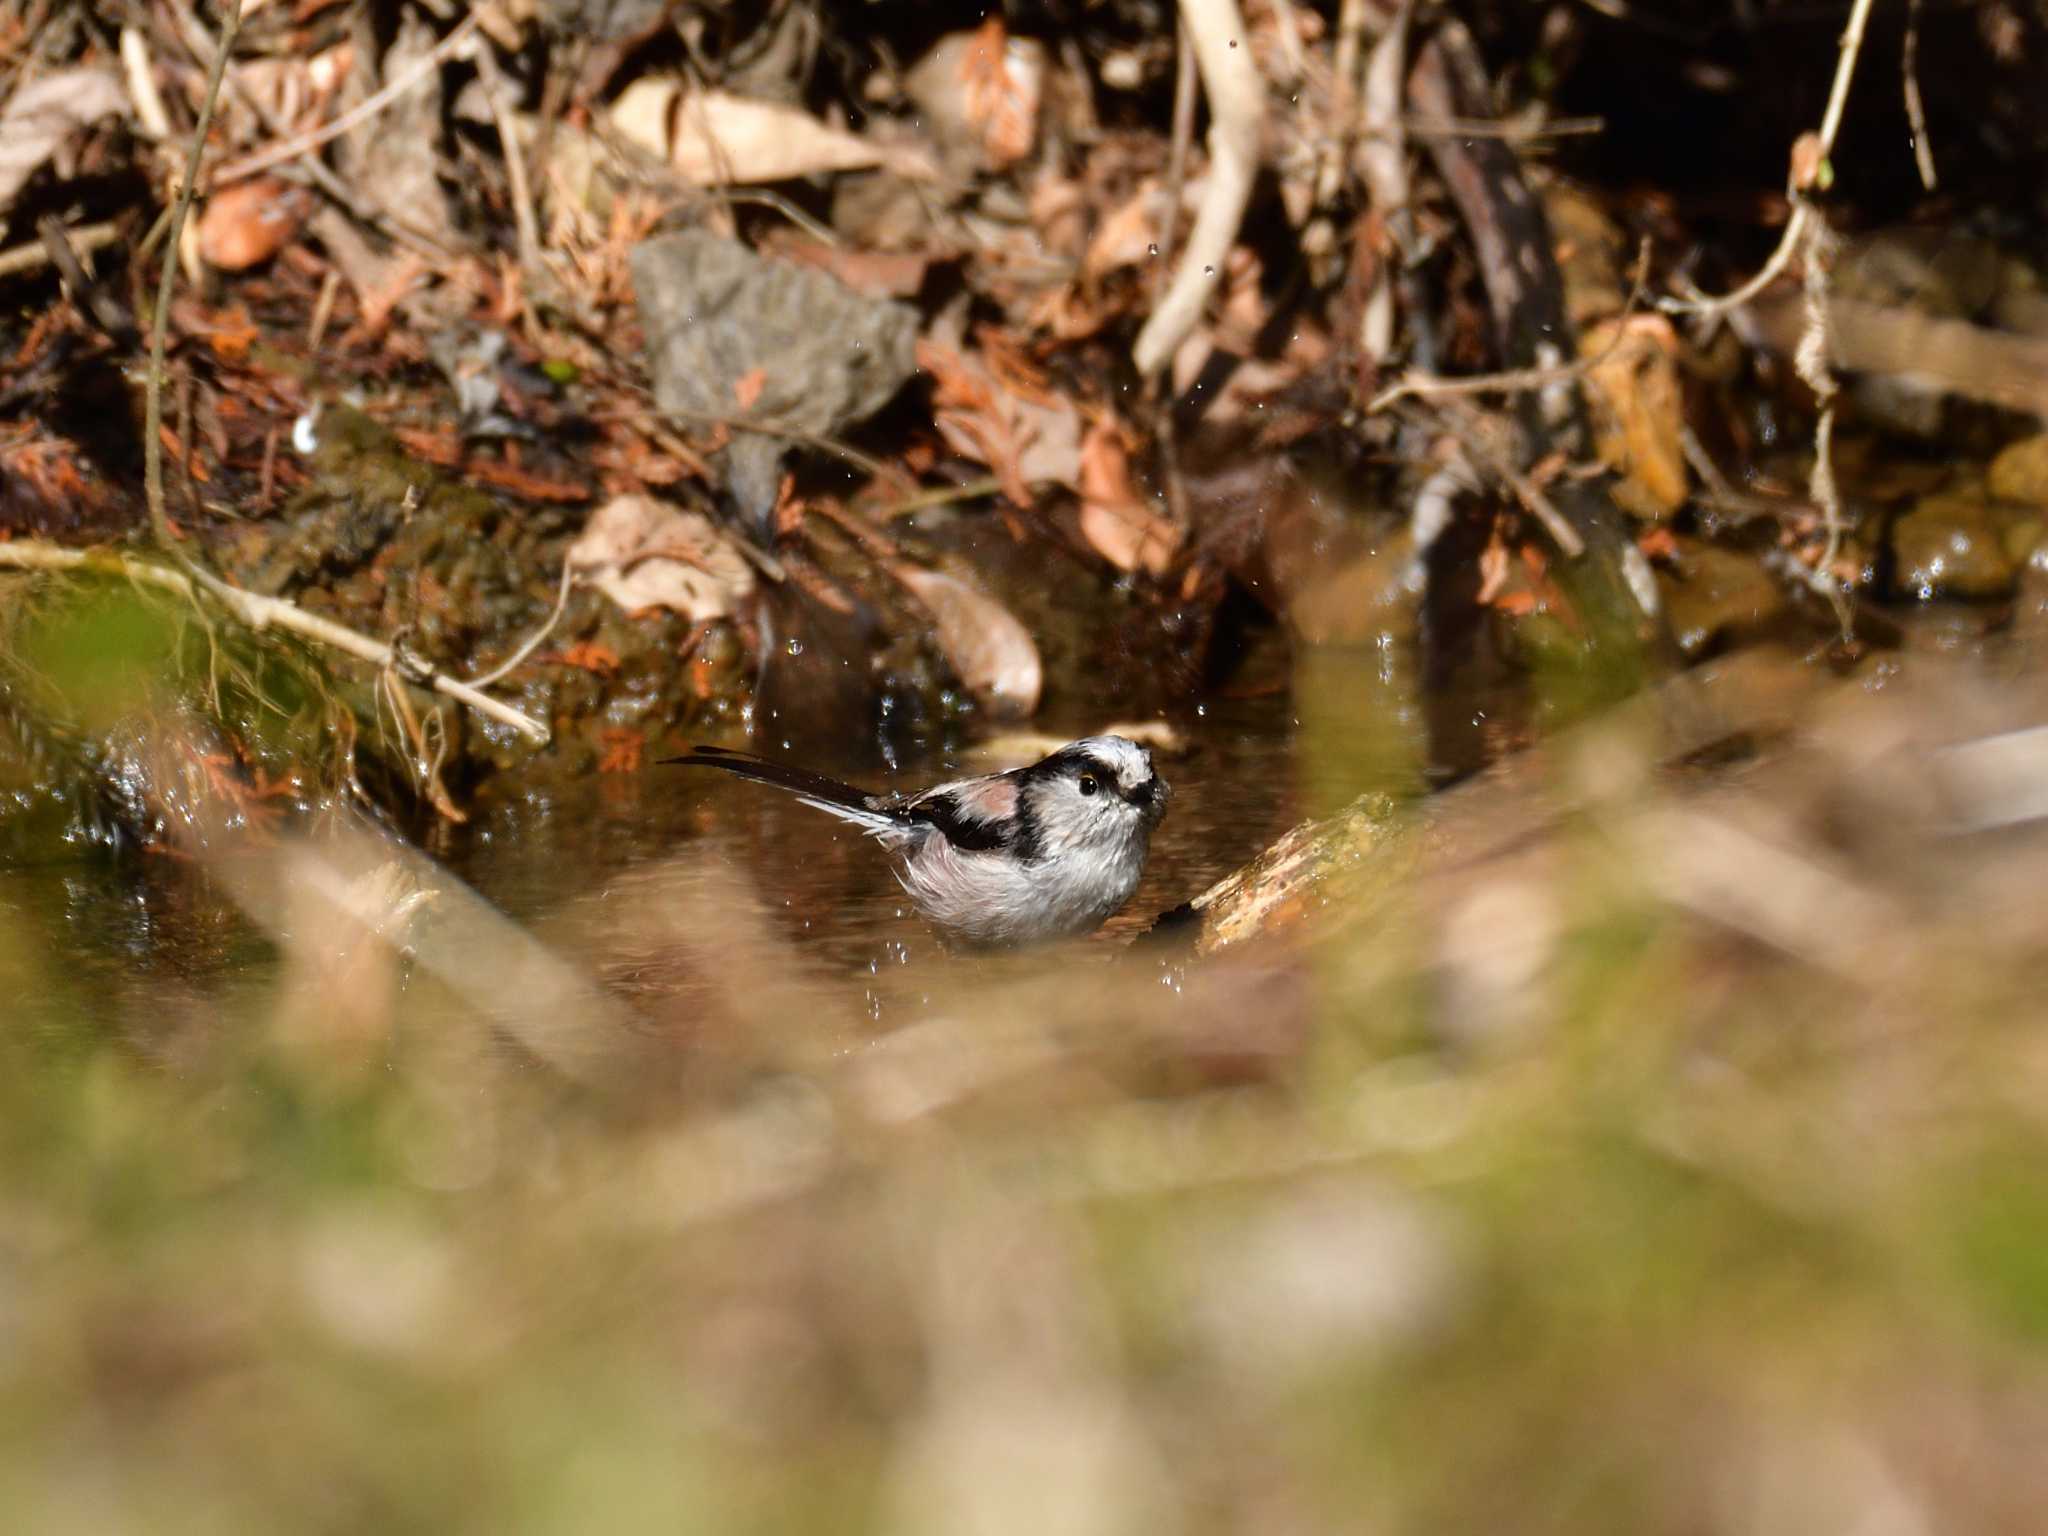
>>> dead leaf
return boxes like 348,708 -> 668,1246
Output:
198,177 -> 315,270
956,18 -> 1042,168
766,237 -> 929,298
904,22 -> 1046,176
1077,420 -> 1179,576
0,67 -> 128,210
567,493 -> 756,621
1083,180 -> 1169,280
915,338 -> 1081,507
893,565 -> 1042,719
610,81 -> 935,185
1581,314 -> 1689,519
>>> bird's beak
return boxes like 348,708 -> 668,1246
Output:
1128,777 -> 1169,818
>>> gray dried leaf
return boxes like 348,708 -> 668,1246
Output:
633,231 -> 919,530
892,565 -> 1041,720
0,67 -> 127,212
568,493 -> 756,622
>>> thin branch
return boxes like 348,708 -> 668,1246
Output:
1902,0 -> 1936,192
467,560 -> 575,689
473,39 -> 544,278
1131,0 -> 1265,379
1659,0 -> 1875,318
1431,401 -> 1586,560
144,0 -> 243,553
1368,238 -> 1652,414
212,11 -> 484,183
0,219 -> 121,280
0,541 -> 551,744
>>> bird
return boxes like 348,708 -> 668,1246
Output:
665,735 -> 1170,947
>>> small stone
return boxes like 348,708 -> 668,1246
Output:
1657,536 -> 1791,657
1988,434 -> 2048,508
1889,490 -> 2019,601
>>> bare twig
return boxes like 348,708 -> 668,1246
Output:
1131,0 -> 1265,379
467,560 -> 575,689
0,541 -> 552,744
1433,402 -> 1586,560
144,0 -> 242,553
1300,0 -> 1369,275
1902,0 -> 1936,192
1659,0 -> 1875,319
473,39 -> 545,277
1792,219 -> 1853,641
34,217 -> 131,335
0,219 -> 120,280
212,11 -> 484,183
873,476 -> 1004,520
1367,238 -> 1652,414
1400,114 -> 1604,141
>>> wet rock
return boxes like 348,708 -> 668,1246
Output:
1988,434 -> 2048,508
632,232 -> 919,538
1658,536 -> 1791,658
1889,490 -> 2019,602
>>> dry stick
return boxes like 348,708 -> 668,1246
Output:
0,543 -> 550,741
212,10 -> 484,183
1149,25 -> 1200,530
0,219 -> 122,280
1652,0 -> 1874,637
1354,0 -> 1413,362
1401,114 -> 1603,141
1159,25 -> 1199,278
1131,0 -> 1265,379
134,3 -> 549,746
467,560 -> 575,690
1300,0 -> 1370,273
1367,238 -> 1653,414
35,217 -> 131,334
1428,399 -> 1586,560
472,40 -> 544,278
143,0 -> 244,553
1793,221 -> 1854,641
1659,0 -> 1875,319
1902,0 -> 1936,193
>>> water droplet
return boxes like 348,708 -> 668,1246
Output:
1196,702 -> 1208,718
785,638 -> 805,656
1203,264 -> 1214,275
1228,39 -> 1238,47
1147,242 -> 1159,257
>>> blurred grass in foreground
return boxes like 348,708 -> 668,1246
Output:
4,660 -> 2048,1534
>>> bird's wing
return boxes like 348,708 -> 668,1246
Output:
901,774 -> 1021,853
663,746 -> 910,838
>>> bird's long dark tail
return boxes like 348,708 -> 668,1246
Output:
662,746 -> 905,836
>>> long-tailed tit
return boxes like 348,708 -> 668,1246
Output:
666,735 -> 1170,946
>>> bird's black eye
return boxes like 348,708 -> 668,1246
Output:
1077,774 -> 1099,796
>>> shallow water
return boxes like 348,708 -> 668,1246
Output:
457,693 -> 1306,979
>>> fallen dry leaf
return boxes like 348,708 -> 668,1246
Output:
610,81 -> 934,185
1581,314 -> 1689,519
892,565 -> 1042,719
1083,180 -> 1169,280
766,237 -> 929,298
1076,420 -> 1180,576
198,177 -> 315,270
916,338 -> 1081,507
567,493 -> 756,622
905,20 -> 1046,175
0,67 -> 128,210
